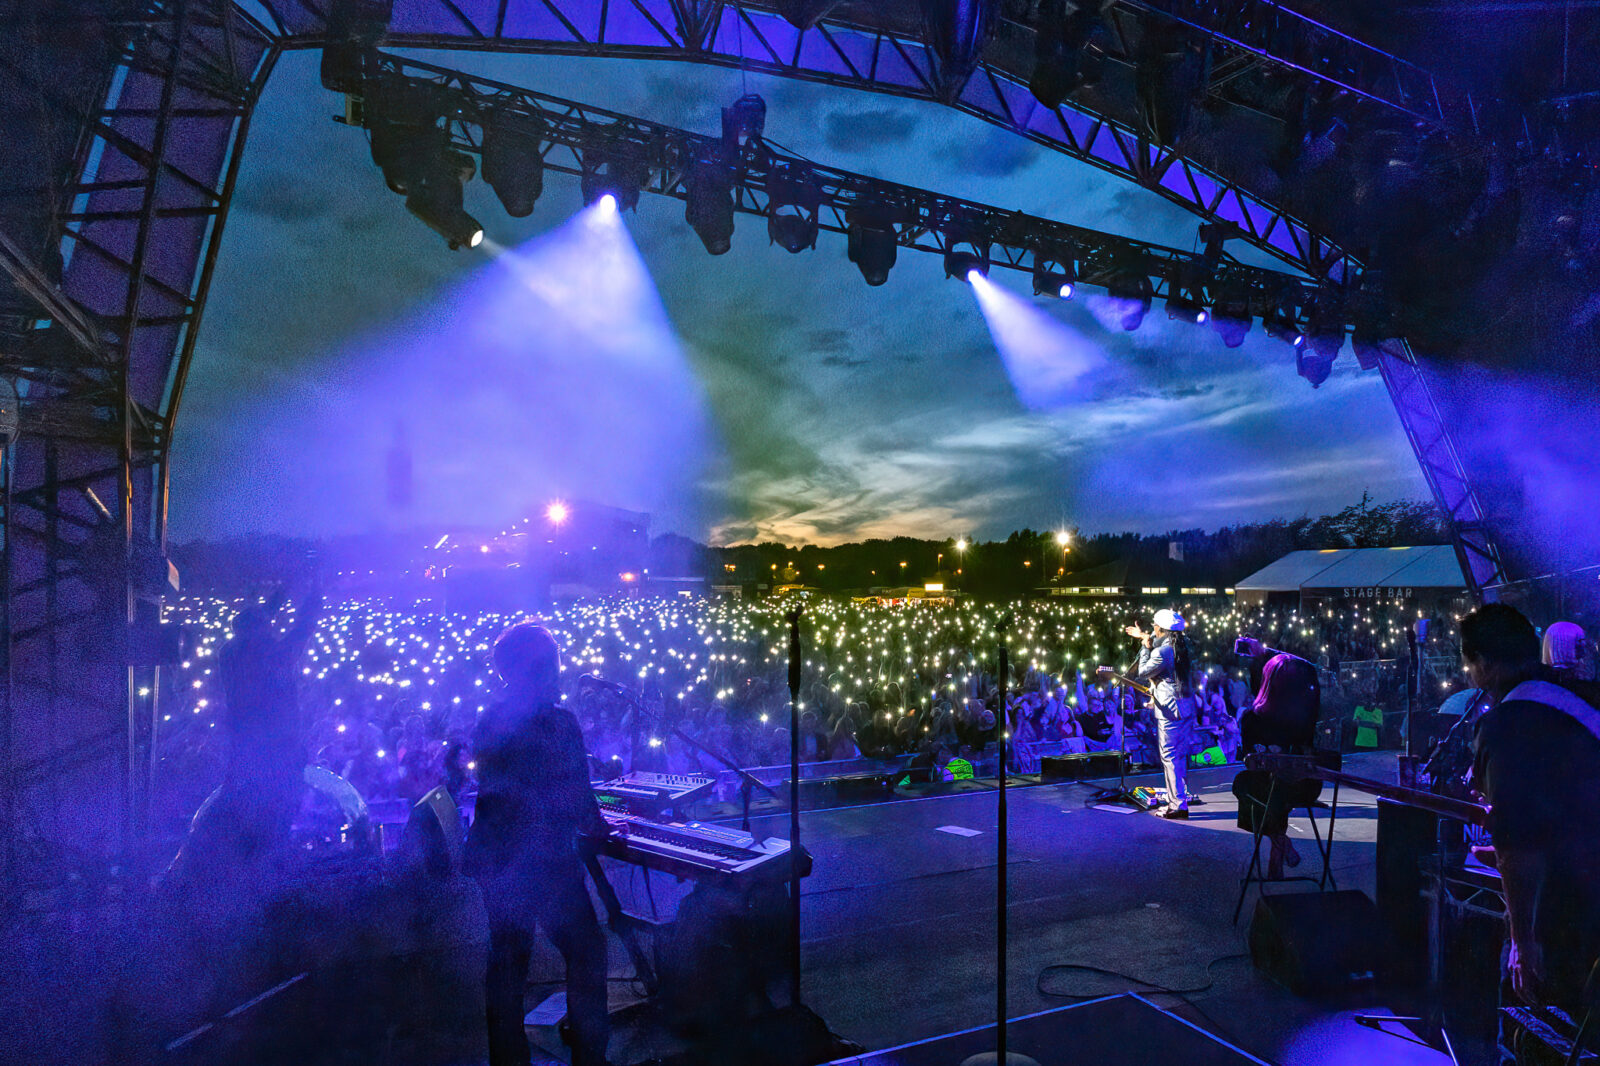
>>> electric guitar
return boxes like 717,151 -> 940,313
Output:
1093,668 -> 1151,697
1245,752 -> 1491,827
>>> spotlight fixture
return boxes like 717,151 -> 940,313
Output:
1165,278 -> 1208,325
319,0 -> 390,92
1304,289 -> 1346,359
720,93 -> 767,147
942,219 -> 990,279
580,141 -> 649,212
1262,291 -> 1303,347
1297,346 -> 1336,388
1106,265 -> 1153,331
1135,23 -> 1210,147
404,149 -> 482,250
481,109 -> 544,218
1196,221 -> 1242,265
766,162 -> 822,253
364,83 -> 446,195
846,201 -> 901,286
1028,0 -> 1104,110
1208,284 -> 1253,348
1032,251 -> 1077,298
684,152 -> 737,255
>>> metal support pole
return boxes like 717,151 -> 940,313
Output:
118,0 -> 188,849
995,612 -> 1010,1064
786,604 -> 804,1008
0,443 -> 12,900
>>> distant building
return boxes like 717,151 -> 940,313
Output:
1233,546 -> 1467,611
1041,559 -> 1225,601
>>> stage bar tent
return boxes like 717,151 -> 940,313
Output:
1234,547 -> 1468,610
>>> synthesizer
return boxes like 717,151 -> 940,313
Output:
593,770 -> 715,814
589,810 -> 811,886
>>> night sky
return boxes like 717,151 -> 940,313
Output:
173,49 -> 1428,545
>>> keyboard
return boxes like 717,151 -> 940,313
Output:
589,810 -> 810,885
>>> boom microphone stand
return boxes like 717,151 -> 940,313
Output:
584,676 -> 775,830
1088,679 -> 1144,810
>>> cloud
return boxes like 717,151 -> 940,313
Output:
941,128 -> 1042,177
235,175 -> 335,223
823,108 -> 920,152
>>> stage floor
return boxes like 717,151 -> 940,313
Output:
574,754 -> 1466,1066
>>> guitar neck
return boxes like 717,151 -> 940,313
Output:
1106,672 -> 1151,696
1319,768 -> 1490,827
1246,754 -> 1489,827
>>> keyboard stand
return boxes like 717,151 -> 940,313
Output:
583,850 -> 658,995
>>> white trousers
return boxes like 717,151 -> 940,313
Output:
1156,699 -> 1195,808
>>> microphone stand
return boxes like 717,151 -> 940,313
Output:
1088,677 -> 1144,809
787,606 -> 804,1009
959,613 -> 1039,1066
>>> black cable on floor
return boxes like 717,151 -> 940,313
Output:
1036,951 -> 1248,1000
1036,952 -> 1281,1065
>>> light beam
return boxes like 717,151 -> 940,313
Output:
967,272 -> 1104,409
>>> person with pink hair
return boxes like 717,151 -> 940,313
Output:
1231,653 -> 1322,879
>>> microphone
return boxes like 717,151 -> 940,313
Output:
578,673 -> 632,695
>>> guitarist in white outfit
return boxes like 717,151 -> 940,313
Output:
1101,609 -> 1196,818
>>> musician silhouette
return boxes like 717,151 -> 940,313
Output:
466,623 -> 610,1066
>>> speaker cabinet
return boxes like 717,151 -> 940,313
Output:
1249,890 -> 1381,995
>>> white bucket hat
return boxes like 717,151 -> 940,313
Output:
1152,608 -> 1187,632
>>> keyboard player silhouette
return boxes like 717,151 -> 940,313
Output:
465,623 -> 611,1066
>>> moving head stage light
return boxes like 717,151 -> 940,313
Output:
341,54 -> 1380,355
482,109 -> 545,218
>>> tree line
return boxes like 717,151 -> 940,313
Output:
171,494 -> 1446,598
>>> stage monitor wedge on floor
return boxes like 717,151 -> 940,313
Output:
1248,889 -> 1381,996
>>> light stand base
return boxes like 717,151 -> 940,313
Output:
959,1053 -> 1042,1066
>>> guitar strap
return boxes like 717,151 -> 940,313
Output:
1503,679 -> 1600,747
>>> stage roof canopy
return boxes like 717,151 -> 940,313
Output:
1235,546 -> 1466,593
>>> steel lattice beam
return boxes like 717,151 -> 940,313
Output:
365,52 -> 1368,324
257,0 -> 1370,285
1376,343 -> 1507,599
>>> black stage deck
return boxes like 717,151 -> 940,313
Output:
585,754 -> 1465,1066
826,993 -> 1270,1066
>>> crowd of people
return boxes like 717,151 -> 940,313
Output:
150,591 -> 1482,821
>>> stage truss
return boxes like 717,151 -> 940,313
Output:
0,0 -> 1506,880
